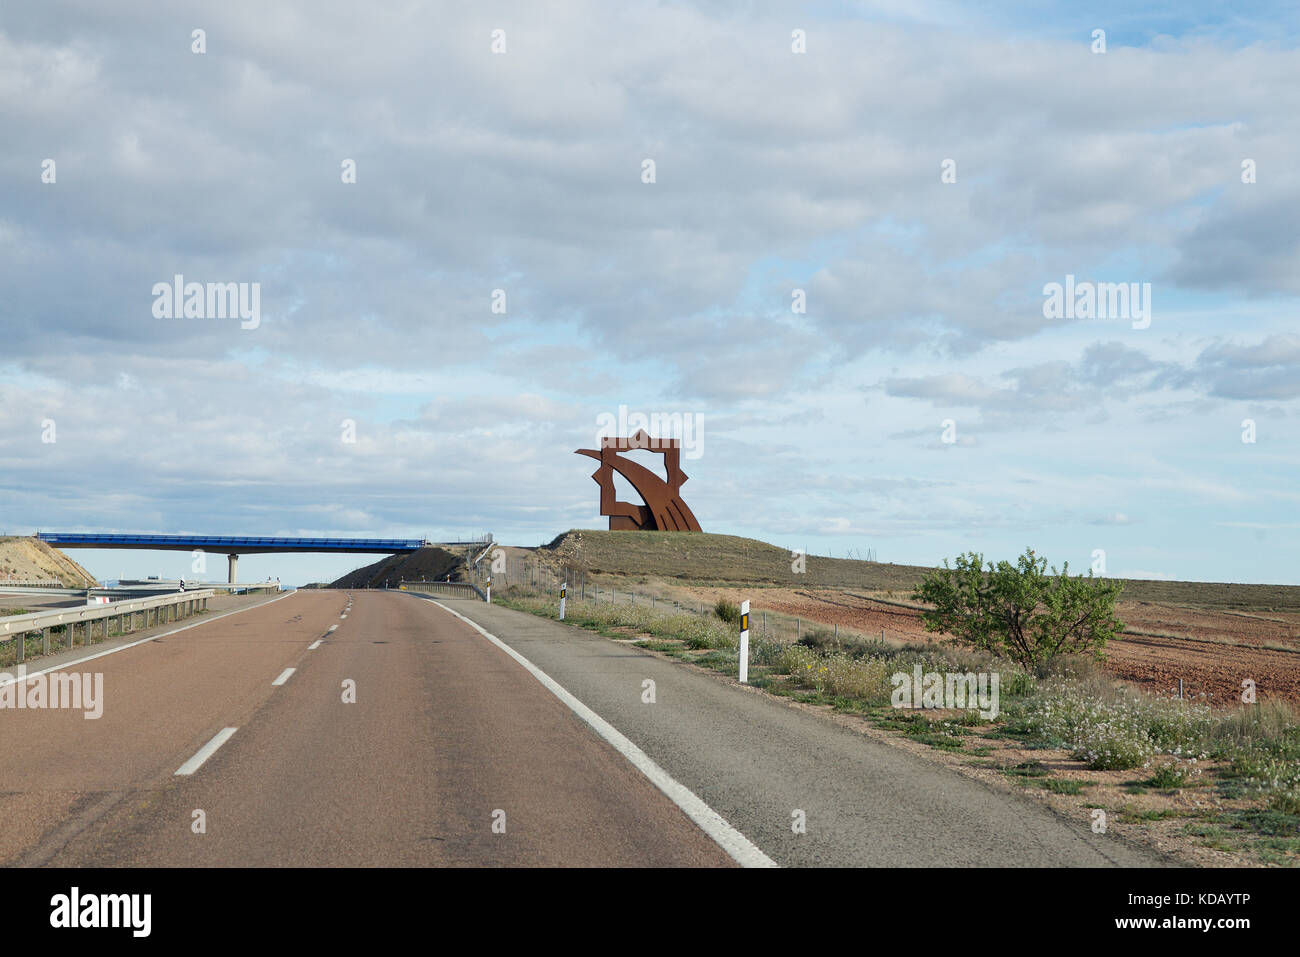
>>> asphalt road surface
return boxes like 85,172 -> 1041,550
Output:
0,590 -> 1166,867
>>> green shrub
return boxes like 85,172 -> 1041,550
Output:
1147,759 -> 1199,789
713,600 -> 741,624
1073,730 -> 1153,771
912,547 -> 1124,669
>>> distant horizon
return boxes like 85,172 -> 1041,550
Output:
10,527 -> 1300,591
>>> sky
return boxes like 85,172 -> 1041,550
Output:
2,1 -> 1299,586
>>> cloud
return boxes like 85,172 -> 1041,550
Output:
5,2 -> 1300,584
1089,512 -> 1134,526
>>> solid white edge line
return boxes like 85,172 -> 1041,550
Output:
308,639 -> 322,650
0,590 -> 296,689
426,598 -> 778,869
175,727 -> 237,776
271,667 -> 295,686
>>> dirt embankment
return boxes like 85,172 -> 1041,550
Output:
330,547 -> 464,589
0,537 -> 97,587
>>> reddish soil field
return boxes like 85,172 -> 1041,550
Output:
677,585 -> 1300,706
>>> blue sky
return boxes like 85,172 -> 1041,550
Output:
2,1 -> 1299,586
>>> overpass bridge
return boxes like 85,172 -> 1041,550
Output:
36,533 -> 427,583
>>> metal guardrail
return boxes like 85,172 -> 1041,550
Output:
398,581 -> 487,601
471,540 -> 496,567
0,584 -> 251,600
0,579 -> 64,588
117,580 -> 280,593
0,589 -> 217,663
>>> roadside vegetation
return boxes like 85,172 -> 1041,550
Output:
499,551 -> 1300,866
912,547 -> 1124,668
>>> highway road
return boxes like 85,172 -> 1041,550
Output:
0,590 -> 1166,867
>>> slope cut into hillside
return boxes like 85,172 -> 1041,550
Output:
330,547 -> 463,589
0,537 -> 98,587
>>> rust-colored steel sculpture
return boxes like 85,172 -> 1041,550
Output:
575,430 -> 703,532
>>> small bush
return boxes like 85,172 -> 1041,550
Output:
1072,730 -> 1153,771
1146,759 -> 1199,789
714,600 -> 740,624
912,547 -> 1124,669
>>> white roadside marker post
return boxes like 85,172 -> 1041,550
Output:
559,580 -> 567,621
739,599 -> 750,684
486,577 -> 492,603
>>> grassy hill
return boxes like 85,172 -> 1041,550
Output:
544,529 -> 924,589
542,529 -> 1300,612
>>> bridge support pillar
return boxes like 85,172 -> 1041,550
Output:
227,553 -> 239,584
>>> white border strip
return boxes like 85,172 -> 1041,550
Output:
175,727 -> 237,776
0,590 -> 295,689
426,598 -> 777,868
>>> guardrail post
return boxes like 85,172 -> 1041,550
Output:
42,627 -> 50,656
16,630 -> 24,663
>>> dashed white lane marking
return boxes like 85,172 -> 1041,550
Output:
340,614 -> 347,619
272,667 -> 296,686
425,598 -> 778,869
175,727 -> 237,776
308,639 -> 322,650
327,625 -> 338,633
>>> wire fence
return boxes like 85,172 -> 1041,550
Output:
484,559 -> 887,650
